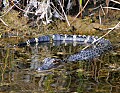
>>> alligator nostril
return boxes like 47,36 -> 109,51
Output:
53,61 -> 58,63
53,60 -> 60,65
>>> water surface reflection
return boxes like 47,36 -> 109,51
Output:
0,42 -> 120,93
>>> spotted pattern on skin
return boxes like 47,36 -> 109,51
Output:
17,34 -> 112,71
84,35 -> 90,44
26,40 -> 30,46
73,35 -> 77,41
35,38 -> 38,43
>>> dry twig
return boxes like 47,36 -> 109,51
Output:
58,0 -> 70,26
71,0 -> 90,24
103,7 -> 120,11
110,0 -> 120,4
0,18 -> 8,26
82,21 -> 120,50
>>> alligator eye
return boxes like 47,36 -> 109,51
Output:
53,60 -> 60,64
53,60 -> 58,63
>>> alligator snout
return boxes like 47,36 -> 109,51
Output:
37,58 -> 62,71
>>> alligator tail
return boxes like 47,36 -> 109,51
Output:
17,35 -> 50,47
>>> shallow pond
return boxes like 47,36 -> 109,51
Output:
0,40 -> 120,93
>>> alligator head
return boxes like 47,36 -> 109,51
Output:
37,57 -> 62,71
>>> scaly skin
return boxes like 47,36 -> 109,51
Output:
17,34 -> 112,71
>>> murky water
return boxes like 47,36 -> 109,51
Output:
0,42 -> 120,93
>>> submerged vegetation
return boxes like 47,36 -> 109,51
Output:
0,0 -> 120,92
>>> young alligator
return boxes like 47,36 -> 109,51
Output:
17,34 -> 112,71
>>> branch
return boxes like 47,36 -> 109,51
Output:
71,0 -> 90,24
0,5 -> 15,18
58,0 -> 70,26
110,0 -> 120,4
82,21 -> 120,50
0,18 -> 8,26
103,7 -> 120,11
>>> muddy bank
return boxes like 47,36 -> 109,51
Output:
0,9 -> 120,45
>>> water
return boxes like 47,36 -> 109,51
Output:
0,42 -> 120,93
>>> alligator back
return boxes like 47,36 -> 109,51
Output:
17,34 -> 101,47
17,34 -> 112,71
